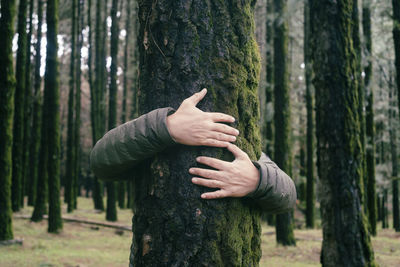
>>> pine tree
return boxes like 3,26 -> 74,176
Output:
65,0 -> 77,212
273,0 -> 296,246
131,0 -> 262,264
304,0 -> 315,229
22,0 -> 35,207
0,0 -> 17,241
12,0 -> 28,212
106,0 -> 120,222
362,0 -> 377,236
44,0 -> 63,233
90,0 -> 105,211
28,0 -> 44,207
310,0 -> 375,265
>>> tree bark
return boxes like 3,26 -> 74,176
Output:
91,0 -> 105,211
65,0 -> 77,212
131,0 -> 262,265
273,0 -> 296,246
12,0 -> 28,212
44,0 -> 63,233
362,0 -> 377,236
28,0 -> 44,207
0,0 -> 17,241
106,0 -> 120,222
310,0 -> 375,265
304,0 -> 315,229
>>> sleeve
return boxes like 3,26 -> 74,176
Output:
246,153 -> 297,214
90,107 -> 176,181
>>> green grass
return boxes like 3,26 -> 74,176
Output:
1,197 -> 400,266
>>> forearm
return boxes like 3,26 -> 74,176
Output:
90,107 -> 176,181
248,153 -> 297,214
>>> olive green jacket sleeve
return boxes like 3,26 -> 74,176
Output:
90,107 -> 296,214
90,107 -> 176,181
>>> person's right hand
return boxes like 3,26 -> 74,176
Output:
166,88 -> 239,148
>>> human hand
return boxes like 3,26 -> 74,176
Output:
189,143 -> 260,199
166,88 -> 239,147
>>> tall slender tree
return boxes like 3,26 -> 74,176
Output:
131,0 -> 262,264
44,0 -> 63,233
74,0 -> 84,209
310,0 -> 375,265
22,0 -> 35,206
118,0 -> 132,210
30,0 -> 45,214
265,0 -> 274,158
90,0 -> 105,211
304,0 -> 315,229
65,0 -> 77,212
12,0 -> 28,212
106,0 -> 120,222
362,0 -> 377,236
389,82 -> 400,232
0,0 -> 17,241
273,0 -> 295,246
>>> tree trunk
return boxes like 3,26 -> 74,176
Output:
44,0 -> 62,233
382,189 -> 388,229
0,0 -> 17,241
389,84 -> 400,232
28,0 -> 44,207
73,0 -> 84,210
273,0 -> 296,246
310,0 -> 375,265
304,0 -> 315,229
91,0 -> 105,211
22,0 -> 35,207
106,0 -> 120,222
131,0 -> 262,265
265,0 -> 274,158
362,0 -> 377,236
65,0 -> 77,212
12,0 -> 28,212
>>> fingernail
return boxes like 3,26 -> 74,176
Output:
196,157 -> 201,162
192,178 -> 197,182
201,194 -> 206,199
235,129 -> 240,135
189,168 -> 193,173
231,117 -> 235,122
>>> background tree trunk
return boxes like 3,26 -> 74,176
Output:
28,0 -> 44,207
362,0 -> 377,236
12,0 -> 28,212
273,0 -> 296,246
131,0 -> 262,265
0,0 -> 17,241
65,0 -> 77,212
44,0 -> 63,233
304,0 -> 315,229
106,0 -> 120,222
310,0 -> 375,265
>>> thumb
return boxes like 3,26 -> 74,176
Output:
226,143 -> 247,160
186,88 -> 207,106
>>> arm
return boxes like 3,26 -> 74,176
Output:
90,107 -> 176,181
247,153 -> 297,214
190,144 -> 297,214
90,89 -> 239,181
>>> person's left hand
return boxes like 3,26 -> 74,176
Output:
189,143 -> 260,199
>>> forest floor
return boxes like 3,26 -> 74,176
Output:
1,197 -> 400,267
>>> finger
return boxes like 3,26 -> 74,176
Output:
209,112 -> 235,123
192,177 -> 222,189
196,156 -> 230,170
189,167 -> 222,180
207,131 -> 236,143
226,143 -> 247,159
201,139 -> 230,148
185,88 -> 207,106
212,123 -> 240,136
201,190 -> 229,199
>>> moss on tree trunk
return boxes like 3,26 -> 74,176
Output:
0,0 -> 17,241
310,0 -> 375,265
131,0 -> 262,265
